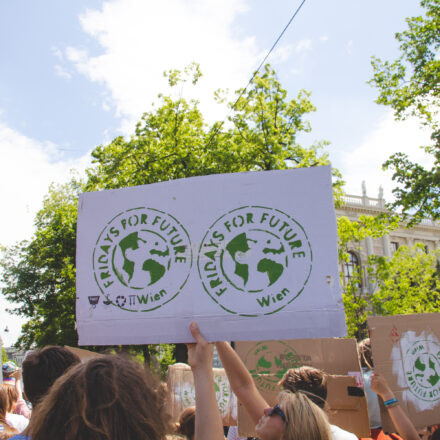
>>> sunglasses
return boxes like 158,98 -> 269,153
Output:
269,404 -> 287,423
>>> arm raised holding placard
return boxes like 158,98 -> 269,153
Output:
215,341 -> 268,425
370,373 -> 419,440
187,323 -> 224,440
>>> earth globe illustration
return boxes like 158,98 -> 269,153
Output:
413,353 -> 440,388
220,230 -> 288,292
112,230 -> 171,289
249,347 -> 299,382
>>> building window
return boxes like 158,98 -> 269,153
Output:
390,242 -> 399,254
343,251 -> 361,287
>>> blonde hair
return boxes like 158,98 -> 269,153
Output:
278,390 -> 331,440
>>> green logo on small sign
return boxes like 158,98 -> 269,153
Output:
245,341 -> 302,392
178,374 -> 230,415
93,207 -> 192,312
197,206 -> 312,316
404,340 -> 440,402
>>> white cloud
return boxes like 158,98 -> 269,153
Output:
295,39 -> 312,52
340,111 -> 435,202
65,0 -> 262,134
346,40 -> 353,55
0,120 -> 91,345
290,67 -> 301,75
319,36 -> 329,43
51,46 -> 64,60
54,64 -> 72,80
271,44 -> 293,63
0,120 -> 90,247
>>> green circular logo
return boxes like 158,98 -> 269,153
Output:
93,207 -> 192,311
404,340 -> 440,402
245,341 -> 302,392
197,206 -> 312,316
176,374 -> 230,416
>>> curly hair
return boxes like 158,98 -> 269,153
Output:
22,345 -> 80,406
279,366 -> 328,409
28,355 -> 171,440
0,387 -> 18,440
1,385 -> 17,413
357,338 -> 374,370
175,406 -> 195,439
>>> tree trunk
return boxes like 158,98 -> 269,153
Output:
174,343 -> 188,363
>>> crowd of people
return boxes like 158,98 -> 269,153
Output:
0,324 -> 438,440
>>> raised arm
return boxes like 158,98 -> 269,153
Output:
12,369 -> 31,419
370,372 -> 419,440
187,323 -> 224,440
215,341 -> 267,424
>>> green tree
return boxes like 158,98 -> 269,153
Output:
1,64 -> 340,353
370,0 -> 440,223
370,243 -> 440,315
337,215 -> 399,339
86,64 -> 343,192
1,347 -> 8,364
1,180 -> 80,348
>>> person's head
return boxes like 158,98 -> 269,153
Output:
358,338 -> 373,370
28,355 -> 170,440
22,345 -> 80,406
0,385 -> 17,412
176,406 -> 195,440
0,386 -> 18,439
279,366 -> 327,409
255,390 -> 331,440
1,362 -> 18,380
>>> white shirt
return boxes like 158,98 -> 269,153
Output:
6,412 -> 29,433
330,424 -> 358,440
227,426 -> 248,440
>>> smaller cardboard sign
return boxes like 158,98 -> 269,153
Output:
235,338 -> 370,438
64,346 -> 103,362
167,363 -> 236,426
368,313 -> 440,431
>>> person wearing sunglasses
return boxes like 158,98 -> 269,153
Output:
215,340 -> 332,440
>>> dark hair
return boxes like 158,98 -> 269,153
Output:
1,385 -> 17,412
22,346 -> 80,406
279,366 -> 327,409
430,427 -> 440,440
28,355 -> 170,440
176,406 -> 195,439
358,338 -> 374,370
0,387 -> 18,439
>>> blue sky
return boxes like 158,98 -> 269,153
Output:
0,0 -> 435,345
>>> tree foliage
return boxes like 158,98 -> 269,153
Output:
1,347 -> 8,364
86,64 -> 342,192
370,0 -> 440,223
1,64 -> 339,350
1,181 -> 80,348
337,214 -> 400,339
370,243 -> 440,314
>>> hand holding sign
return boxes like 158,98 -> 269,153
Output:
187,322 -> 213,372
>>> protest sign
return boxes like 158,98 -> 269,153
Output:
235,338 -> 370,438
368,313 -> 440,430
64,346 -> 102,362
76,166 -> 346,345
167,363 -> 236,425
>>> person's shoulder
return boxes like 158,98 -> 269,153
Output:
6,413 -> 28,424
9,436 -> 30,440
330,424 -> 358,440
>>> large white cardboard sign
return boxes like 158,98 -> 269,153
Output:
76,166 -> 346,345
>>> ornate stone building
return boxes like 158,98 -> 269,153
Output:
336,182 -> 440,294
